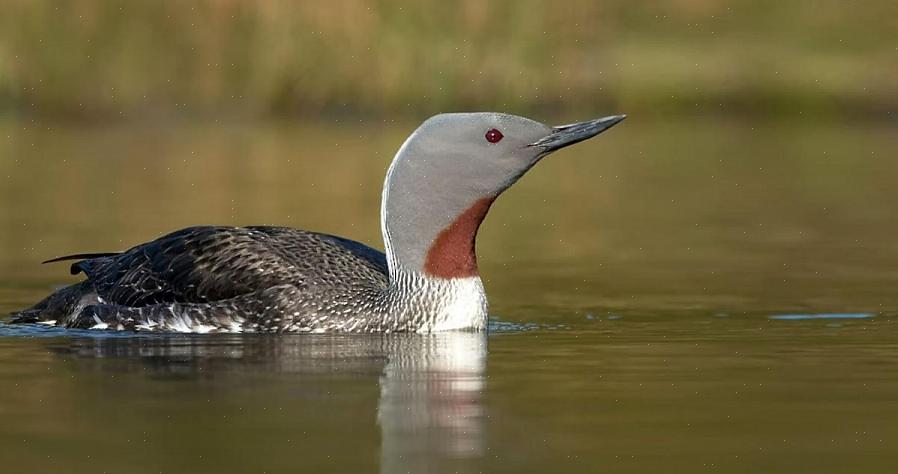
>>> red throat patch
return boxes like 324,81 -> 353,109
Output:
423,197 -> 495,279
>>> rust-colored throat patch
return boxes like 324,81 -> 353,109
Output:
423,197 -> 494,279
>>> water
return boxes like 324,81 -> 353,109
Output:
2,117 -> 898,472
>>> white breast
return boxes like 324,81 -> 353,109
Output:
420,276 -> 489,332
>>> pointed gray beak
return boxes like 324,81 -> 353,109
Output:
530,114 -> 626,152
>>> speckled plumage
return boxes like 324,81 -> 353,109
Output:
11,226 -> 486,333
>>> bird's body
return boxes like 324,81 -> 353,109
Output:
10,112 -> 624,333
12,226 -> 487,333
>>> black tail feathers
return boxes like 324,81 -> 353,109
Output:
42,252 -> 120,264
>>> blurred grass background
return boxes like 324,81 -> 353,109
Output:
1,0 -> 895,121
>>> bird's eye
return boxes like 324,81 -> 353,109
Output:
485,128 -> 504,144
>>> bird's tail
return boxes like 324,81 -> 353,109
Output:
42,252 -> 120,264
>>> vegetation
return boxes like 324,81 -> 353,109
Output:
1,0 -> 895,120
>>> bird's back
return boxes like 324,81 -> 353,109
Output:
12,226 -> 389,324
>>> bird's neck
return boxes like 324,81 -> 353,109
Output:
380,166 -> 494,281
420,196 -> 494,278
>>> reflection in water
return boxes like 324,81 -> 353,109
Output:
46,330 -> 486,473
378,333 -> 486,473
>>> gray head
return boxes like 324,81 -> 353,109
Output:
381,112 -> 625,279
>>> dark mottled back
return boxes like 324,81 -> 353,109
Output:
74,226 -> 388,307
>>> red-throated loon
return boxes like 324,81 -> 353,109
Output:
10,113 -> 625,333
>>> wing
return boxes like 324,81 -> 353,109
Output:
67,226 -> 388,307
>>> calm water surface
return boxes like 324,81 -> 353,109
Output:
2,117 -> 898,472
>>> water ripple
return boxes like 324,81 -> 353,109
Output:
768,313 -> 875,321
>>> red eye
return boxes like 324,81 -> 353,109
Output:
485,128 -> 503,143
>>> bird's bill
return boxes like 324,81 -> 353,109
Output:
530,114 -> 626,152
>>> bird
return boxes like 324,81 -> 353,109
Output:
9,112 -> 625,333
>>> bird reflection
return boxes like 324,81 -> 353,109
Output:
47,330 -> 487,472
378,332 -> 486,472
